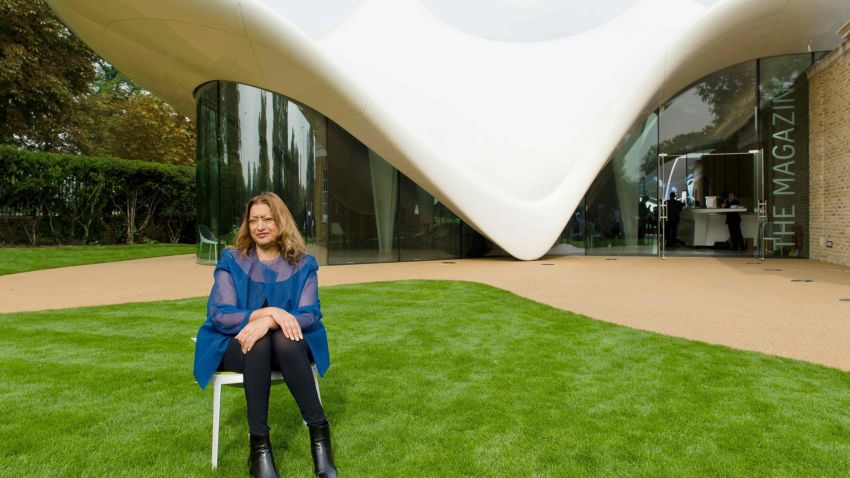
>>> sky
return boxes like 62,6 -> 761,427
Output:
259,0 -> 723,42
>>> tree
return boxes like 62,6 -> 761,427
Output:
102,91 -> 196,165
74,61 -> 196,165
0,0 -> 97,150
160,167 -> 196,243
1,2 -> 196,164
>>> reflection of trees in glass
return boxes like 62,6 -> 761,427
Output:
305,129 -> 316,229
256,92 -> 270,192
660,62 -> 756,155
695,66 -> 754,131
657,131 -> 713,158
639,144 -> 658,177
196,87 -> 219,236
219,82 -> 245,237
759,55 -> 809,104
283,115 -> 305,231
271,95 -> 288,194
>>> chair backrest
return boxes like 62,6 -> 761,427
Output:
199,225 -> 217,242
331,223 -> 345,235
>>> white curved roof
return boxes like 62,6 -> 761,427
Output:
48,0 -> 850,259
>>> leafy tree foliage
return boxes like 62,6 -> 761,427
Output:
0,0 -> 96,150
78,62 -> 196,165
0,0 -> 196,165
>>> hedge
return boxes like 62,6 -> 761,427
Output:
0,145 -> 195,245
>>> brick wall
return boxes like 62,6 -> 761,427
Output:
808,39 -> 850,266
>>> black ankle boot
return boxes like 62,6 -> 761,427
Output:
249,434 -> 280,478
308,422 -> 338,477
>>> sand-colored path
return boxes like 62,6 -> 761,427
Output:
2,254 -> 849,371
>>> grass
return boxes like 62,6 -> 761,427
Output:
0,280 -> 849,477
0,244 -> 196,275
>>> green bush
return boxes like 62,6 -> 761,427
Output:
0,145 -> 195,245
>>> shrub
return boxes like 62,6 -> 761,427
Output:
0,145 -> 195,245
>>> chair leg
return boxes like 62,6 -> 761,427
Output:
312,364 -> 321,404
212,380 -> 222,469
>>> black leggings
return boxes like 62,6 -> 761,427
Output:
219,331 -> 326,435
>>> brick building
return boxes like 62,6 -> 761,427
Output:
809,21 -> 850,266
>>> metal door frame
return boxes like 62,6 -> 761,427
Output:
657,153 -> 668,259
657,151 -> 765,259
751,149 -> 766,262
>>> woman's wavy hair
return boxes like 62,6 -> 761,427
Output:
234,192 -> 306,264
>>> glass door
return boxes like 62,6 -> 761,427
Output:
658,151 -> 763,257
657,152 -> 692,258
657,153 -> 666,258
751,149 -> 766,261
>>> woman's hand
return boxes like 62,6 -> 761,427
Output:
266,307 -> 303,342
235,316 -> 274,354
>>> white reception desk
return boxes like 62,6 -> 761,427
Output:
679,208 -> 756,247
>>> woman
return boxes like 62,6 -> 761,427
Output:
193,192 -> 337,478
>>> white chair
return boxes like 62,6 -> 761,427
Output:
192,338 -> 321,469
208,366 -> 321,469
198,225 -> 220,261
330,222 -> 346,248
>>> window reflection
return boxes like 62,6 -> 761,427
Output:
195,83 -> 221,264
659,61 -> 757,155
196,81 -> 465,265
196,82 -> 331,263
398,174 -> 462,261
582,113 -> 659,255
326,122 -> 397,264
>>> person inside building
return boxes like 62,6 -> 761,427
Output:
722,191 -> 746,251
638,194 -> 652,241
193,192 -> 337,478
665,191 -> 683,248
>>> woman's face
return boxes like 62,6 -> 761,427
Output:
248,203 -> 280,248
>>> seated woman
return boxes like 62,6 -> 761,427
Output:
193,192 -> 337,478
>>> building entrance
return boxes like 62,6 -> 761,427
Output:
657,151 -> 766,259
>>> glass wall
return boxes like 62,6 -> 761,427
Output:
583,113 -> 659,255
195,85 -> 220,262
195,81 -> 463,265
326,122 -> 397,264
198,53 -> 818,263
549,206 -> 587,256
561,55 -> 816,258
656,60 -> 757,215
659,62 -> 757,157
758,54 -> 813,258
196,82 -> 329,263
398,175 -> 462,261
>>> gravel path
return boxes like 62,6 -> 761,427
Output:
2,254 -> 848,371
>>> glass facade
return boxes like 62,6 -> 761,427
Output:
197,54 -> 819,263
398,174 -> 463,261
584,113 -> 659,255
758,54 -> 813,258
195,81 -> 463,265
565,54 -> 817,258
325,122 -> 397,264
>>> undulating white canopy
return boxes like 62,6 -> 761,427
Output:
48,0 -> 850,259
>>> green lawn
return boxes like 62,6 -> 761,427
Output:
0,244 -> 196,275
1,281 -> 848,477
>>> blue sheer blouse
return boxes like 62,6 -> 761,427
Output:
193,248 -> 329,389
